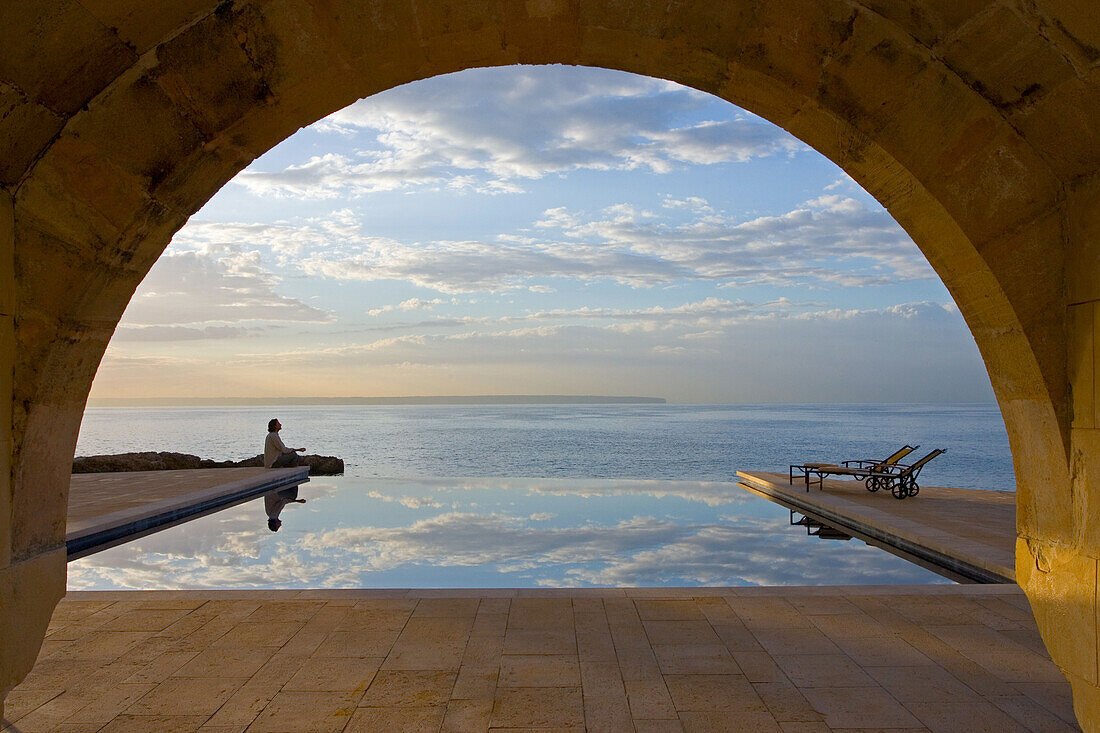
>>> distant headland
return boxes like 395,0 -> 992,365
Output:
87,395 -> 668,407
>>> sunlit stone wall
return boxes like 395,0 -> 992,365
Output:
1,0 -> 1099,725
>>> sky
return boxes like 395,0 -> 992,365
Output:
88,65 -> 995,404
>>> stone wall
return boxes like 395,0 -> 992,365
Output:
1,0 -> 1098,724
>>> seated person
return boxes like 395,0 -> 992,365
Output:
264,418 -> 305,468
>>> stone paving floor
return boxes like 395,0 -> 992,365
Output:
3,586 -> 1078,732
738,472 -> 1016,581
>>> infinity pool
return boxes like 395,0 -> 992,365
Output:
67,476 -> 951,589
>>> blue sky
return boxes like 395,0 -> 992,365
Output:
89,65 -> 994,403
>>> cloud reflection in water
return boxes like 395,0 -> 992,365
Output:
67,477 -> 950,589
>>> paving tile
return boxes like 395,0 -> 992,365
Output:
124,650 -> 201,684
624,679 -> 677,720
579,661 -> 631,732
663,674 -> 767,713
614,643 -> 663,682
903,700 -> 1031,732
124,677 -> 244,717
834,636 -> 934,667
772,654 -> 876,688
414,598 -> 480,617
173,648 -> 275,679
777,723 -> 830,733
809,613 -> 891,640
490,686 -> 584,728
382,617 -> 473,670
652,644 -> 739,674
679,711 -> 782,732
925,624 -> 1025,652
732,651 -> 788,683
729,599 -> 814,630
244,601 -> 324,625
752,628 -> 842,656
633,720 -> 685,732
643,620 -> 721,645
10,589 -> 1079,733
313,629 -> 400,657
752,681 -> 826,723
714,623 -> 765,651
636,600 -> 706,621
62,683 -> 156,724
1012,681 -> 1079,725
346,705 -> 445,731
2,692 -> 89,733
991,694 -> 1081,732
337,606 -> 414,632
470,612 -> 508,639
787,596 -> 861,616
503,628 -> 576,655
210,622 -> 302,650
358,670 -> 457,707
477,597 -> 512,615
451,665 -> 499,700
96,714 -> 208,732
441,699 -> 493,732
958,648 -> 1069,683
0,687 -> 63,723
800,686 -> 923,729
696,597 -> 742,625
282,656 -> 382,692
200,657 -> 307,728
577,629 -> 617,662
499,655 -> 580,687
462,634 -> 505,666
100,610 -> 193,632
246,691 -> 358,732
58,631 -> 153,660
873,665 -> 983,702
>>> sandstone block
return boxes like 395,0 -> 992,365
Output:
938,4 -> 1076,111
1003,397 -> 1073,543
1068,173 -> 1100,305
0,0 -> 135,115
0,549 -> 65,701
1068,302 -> 1096,430
77,0 -> 217,56
1016,537 -> 1097,686
0,82 -> 64,187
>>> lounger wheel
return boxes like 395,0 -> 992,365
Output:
865,476 -> 880,492
892,483 -> 907,500
908,483 -> 919,497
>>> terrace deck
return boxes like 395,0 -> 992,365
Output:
737,471 -> 1016,583
67,467 -> 310,560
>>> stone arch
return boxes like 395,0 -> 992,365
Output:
3,0 -> 1098,723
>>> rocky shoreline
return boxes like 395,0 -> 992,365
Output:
72,451 -> 344,476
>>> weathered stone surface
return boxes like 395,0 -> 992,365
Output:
1017,537 -> 1097,685
0,549 -> 65,705
72,451 -> 345,476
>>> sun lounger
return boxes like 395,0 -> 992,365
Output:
800,448 -> 946,499
790,445 -> 918,489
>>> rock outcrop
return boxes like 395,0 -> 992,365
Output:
72,452 -> 344,476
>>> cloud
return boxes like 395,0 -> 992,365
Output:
232,66 -> 804,198
112,325 -> 268,341
367,298 -> 445,316
122,251 -> 333,327
199,192 -> 926,295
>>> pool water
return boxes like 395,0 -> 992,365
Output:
67,476 -> 953,590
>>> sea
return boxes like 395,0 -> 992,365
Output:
68,403 -> 1014,591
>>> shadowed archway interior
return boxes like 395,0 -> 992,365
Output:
2,0 -> 1098,724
